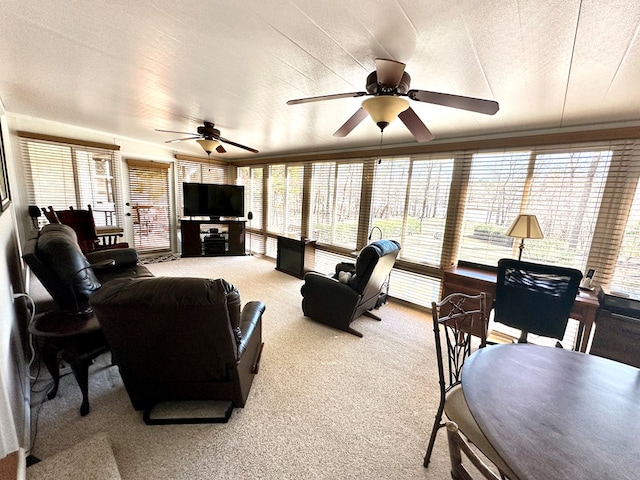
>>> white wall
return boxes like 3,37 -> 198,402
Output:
0,99 -> 28,478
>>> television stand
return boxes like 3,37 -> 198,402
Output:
180,219 -> 246,257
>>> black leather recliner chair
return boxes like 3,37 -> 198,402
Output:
90,276 -> 265,423
301,239 -> 401,337
23,223 -> 153,316
22,223 -> 153,415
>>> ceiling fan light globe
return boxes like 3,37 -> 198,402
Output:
362,96 -> 409,129
196,138 -> 220,155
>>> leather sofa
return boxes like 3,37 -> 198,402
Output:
90,276 -> 265,423
301,239 -> 400,337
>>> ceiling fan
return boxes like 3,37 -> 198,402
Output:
156,121 -> 258,154
287,58 -> 499,142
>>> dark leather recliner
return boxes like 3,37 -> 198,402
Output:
90,277 -> 265,423
23,223 -> 153,316
22,223 -> 153,415
301,239 -> 401,337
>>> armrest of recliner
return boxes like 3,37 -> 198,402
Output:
86,247 -> 139,268
237,300 -> 265,357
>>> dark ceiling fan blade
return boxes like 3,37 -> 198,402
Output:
287,92 -> 367,105
407,89 -> 499,115
398,108 -> 434,142
375,58 -> 406,87
216,144 -> 227,154
333,108 -> 369,137
156,128 -> 199,136
218,137 -> 259,153
164,135 -> 201,143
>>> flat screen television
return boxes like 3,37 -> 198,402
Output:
183,183 -> 245,219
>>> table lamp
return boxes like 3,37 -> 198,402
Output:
505,214 -> 544,261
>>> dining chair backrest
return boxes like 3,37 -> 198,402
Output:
494,258 -> 583,342
424,291 -> 488,467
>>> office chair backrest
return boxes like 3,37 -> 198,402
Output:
494,258 -> 583,340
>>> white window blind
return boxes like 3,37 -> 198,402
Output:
127,159 -> 171,253
457,147 -> 611,270
175,157 -> 227,218
19,135 -> 122,229
454,140 -> 640,287
369,156 -> 455,268
237,166 -> 264,255
370,157 -> 410,242
608,144 -> 640,293
235,134 -> 640,302
267,164 -> 303,237
309,161 -> 363,250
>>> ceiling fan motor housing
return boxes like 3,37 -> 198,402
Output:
366,71 -> 411,95
198,122 -> 221,138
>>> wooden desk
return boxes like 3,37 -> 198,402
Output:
442,264 -> 599,352
461,344 -> 640,480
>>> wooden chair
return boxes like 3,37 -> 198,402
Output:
424,292 -> 514,479
56,206 -> 128,254
41,206 -> 60,224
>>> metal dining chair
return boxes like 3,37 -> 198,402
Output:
424,291 -> 517,479
493,258 -> 583,346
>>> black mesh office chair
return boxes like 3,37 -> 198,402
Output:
494,258 -> 583,345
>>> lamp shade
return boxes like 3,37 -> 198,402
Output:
505,214 -> 544,239
362,96 -> 409,131
196,138 -> 220,155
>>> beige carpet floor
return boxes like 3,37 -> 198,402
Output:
27,255 -> 482,479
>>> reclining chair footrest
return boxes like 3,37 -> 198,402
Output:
143,400 -> 234,425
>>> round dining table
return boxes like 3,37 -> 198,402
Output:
461,343 -> 640,480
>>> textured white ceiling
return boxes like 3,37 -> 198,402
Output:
1,0 -> 639,159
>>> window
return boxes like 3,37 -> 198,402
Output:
309,161 -> 363,249
20,135 -> 122,228
267,164 -> 303,237
401,157 -> 454,266
175,157 -> 227,218
370,157 -> 410,243
212,133 -> 640,305
610,177 -> 640,294
237,166 -> 264,255
369,156 -> 454,267
458,147 -> 612,271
